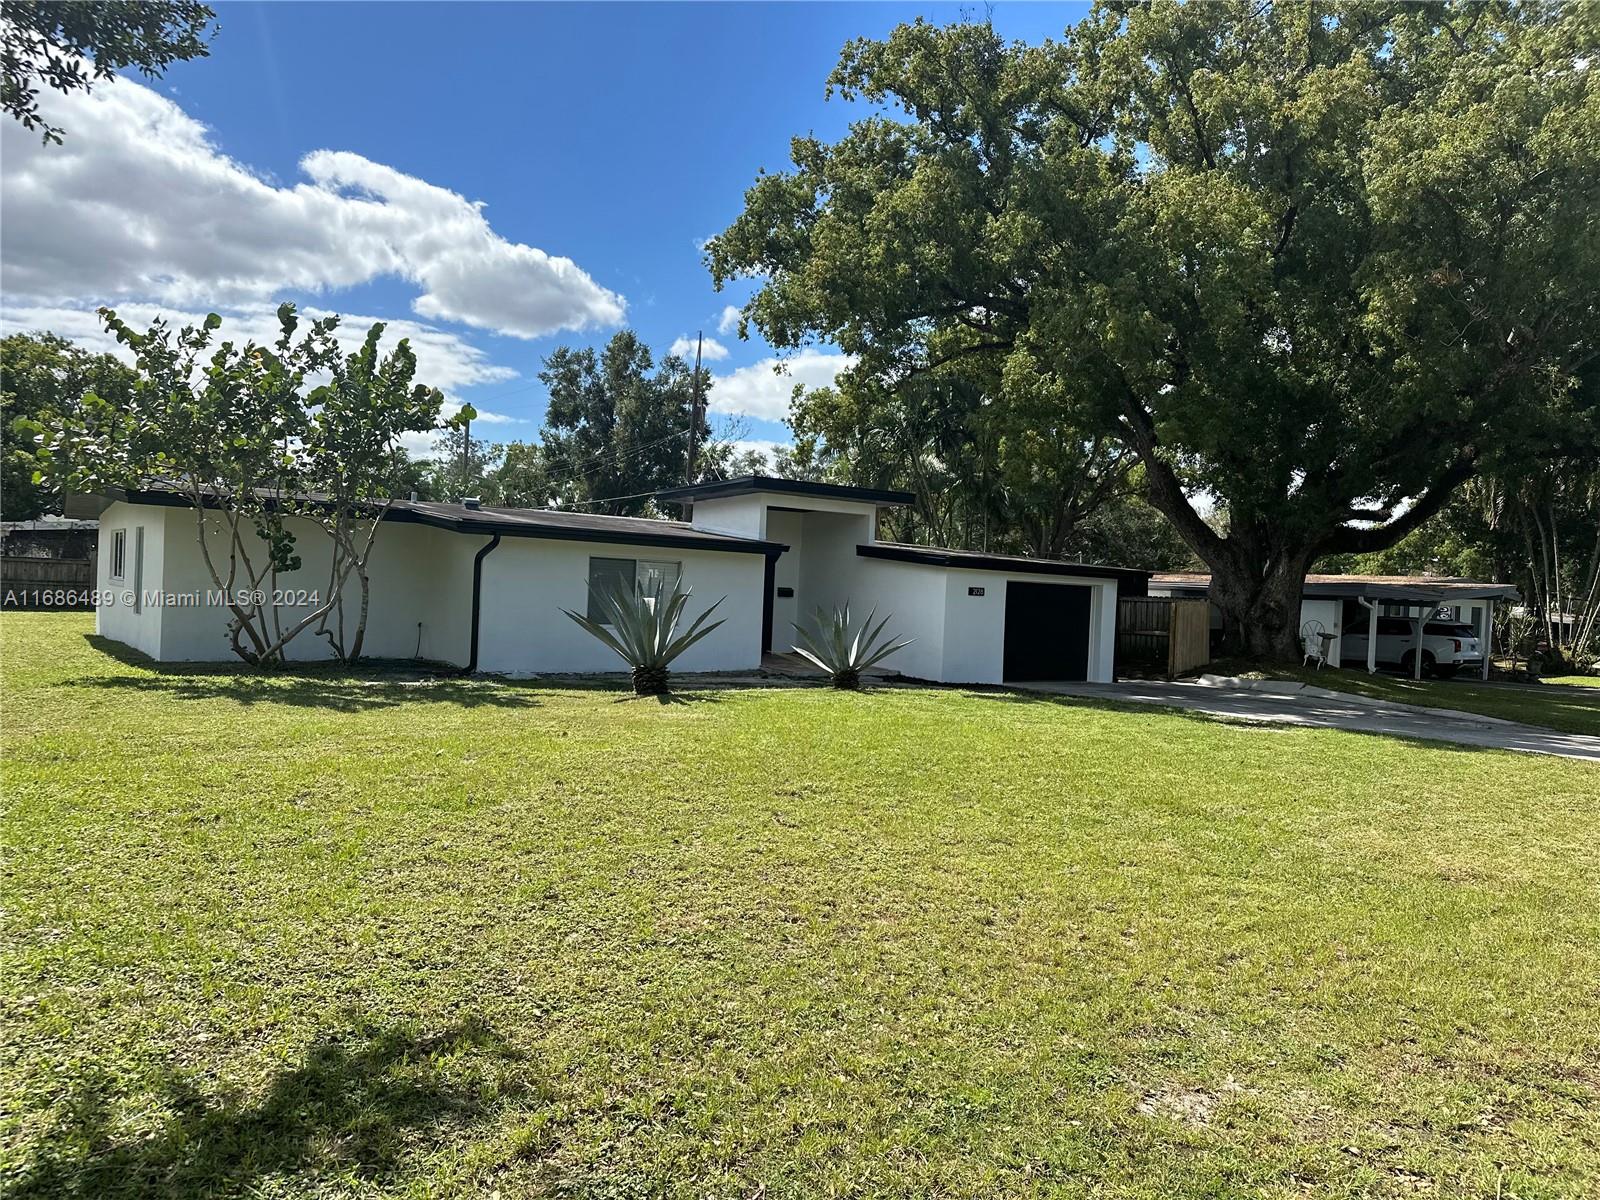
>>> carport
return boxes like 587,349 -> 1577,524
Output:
1343,580 -> 1519,681
1148,572 -> 1521,679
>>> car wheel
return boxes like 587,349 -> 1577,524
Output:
1399,650 -> 1437,678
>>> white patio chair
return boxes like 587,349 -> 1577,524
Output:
1300,620 -> 1333,669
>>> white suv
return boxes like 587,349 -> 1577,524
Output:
1339,616 -> 1484,680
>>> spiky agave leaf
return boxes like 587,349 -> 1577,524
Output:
562,574 -> 727,692
791,603 -> 912,688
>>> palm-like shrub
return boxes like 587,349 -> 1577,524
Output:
564,576 -> 726,695
791,604 -> 913,689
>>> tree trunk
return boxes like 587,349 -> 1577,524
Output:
1205,555 -> 1311,662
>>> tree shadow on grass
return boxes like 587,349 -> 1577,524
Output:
5,1017 -> 551,1200
63,635 -> 541,711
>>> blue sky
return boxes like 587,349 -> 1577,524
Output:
1,1 -> 1090,458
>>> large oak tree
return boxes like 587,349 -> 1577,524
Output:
708,1 -> 1598,659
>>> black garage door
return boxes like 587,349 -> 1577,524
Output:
1003,581 -> 1092,682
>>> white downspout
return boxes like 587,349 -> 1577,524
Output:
1359,597 -> 1379,675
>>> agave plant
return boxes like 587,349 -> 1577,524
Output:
563,575 -> 726,695
791,604 -> 913,689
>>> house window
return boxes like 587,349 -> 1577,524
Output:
109,529 -> 126,580
638,559 -> 682,597
586,556 -> 682,623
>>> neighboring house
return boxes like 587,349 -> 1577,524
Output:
80,477 -> 1150,684
1,517 -> 98,560
1149,572 -> 1520,680
1,517 -> 99,611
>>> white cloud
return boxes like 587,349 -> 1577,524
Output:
667,334 -> 729,362
0,302 -> 517,397
0,75 -> 625,339
716,305 -> 742,336
708,350 -> 855,421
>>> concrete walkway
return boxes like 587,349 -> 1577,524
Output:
1011,679 -> 1600,761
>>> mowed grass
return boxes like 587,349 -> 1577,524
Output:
3,614 -> 1599,1200
1542,675 -> 1600,690
1274,666 -> 1600,738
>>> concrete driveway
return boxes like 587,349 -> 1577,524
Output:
1012,679 -> 1600,761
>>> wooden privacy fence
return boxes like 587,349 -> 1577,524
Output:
2,557 -> 95,609
1118,596 -> 1211,678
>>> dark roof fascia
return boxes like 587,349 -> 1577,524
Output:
1305,581 -> 1520,603
858,542 -> 1153,585
656,475 -> 915,507
412,510 -> 787,555
1153,575 -> 1521,603
111,488 -> 786,556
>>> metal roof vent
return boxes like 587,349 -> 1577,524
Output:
461,496 -> 482,510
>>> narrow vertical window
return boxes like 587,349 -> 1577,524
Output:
109,529 -> 126,580
132,527 -> 145,613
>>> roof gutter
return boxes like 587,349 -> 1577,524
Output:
465,533 -> 502,673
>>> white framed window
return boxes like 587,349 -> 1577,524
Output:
586,556 -> 682,623
109,529 -> 126,580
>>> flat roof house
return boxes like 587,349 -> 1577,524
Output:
83,477 -> 1150,685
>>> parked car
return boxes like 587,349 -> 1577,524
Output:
1340,616 -> 1484,679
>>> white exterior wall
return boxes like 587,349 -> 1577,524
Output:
689,492 -> 884,543
686,494 -> 768,539
930,566 -> 1117,685
765,510 -> 805,643
795,511 -> 875,620
151,510 -> 450,663
94,493 -> 1118,683
844,558 -> 1121,685
830,557 -> 948,680
95,502 -> 167,658
92,501 -> 766,673
1300,598 -> 1342,663
475,536 -> 765,674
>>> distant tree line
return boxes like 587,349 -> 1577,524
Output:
403,330 -> 816,517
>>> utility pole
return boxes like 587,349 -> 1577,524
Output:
684,331 -> 704,484
460,411 -> 471,497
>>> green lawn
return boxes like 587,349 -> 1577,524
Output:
1541,674 -> 1600,690
1262,666 -> 1600,738
4,613 -> 1599,1199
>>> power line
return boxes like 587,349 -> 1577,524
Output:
538,426 -> 691,488
556,486 -> 679,509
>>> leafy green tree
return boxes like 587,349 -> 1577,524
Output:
536,330 -> 710,516
1,0 -> 216,144
791,371 -> 1138,557
708,3 -> 1599,660
423,423 -> 504,505
300,323 -> 449,662
30,306 -> 446,666
2,332 -> 136,519
483,439 -> 550,509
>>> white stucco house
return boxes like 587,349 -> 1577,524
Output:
83,477 -> 1151,684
